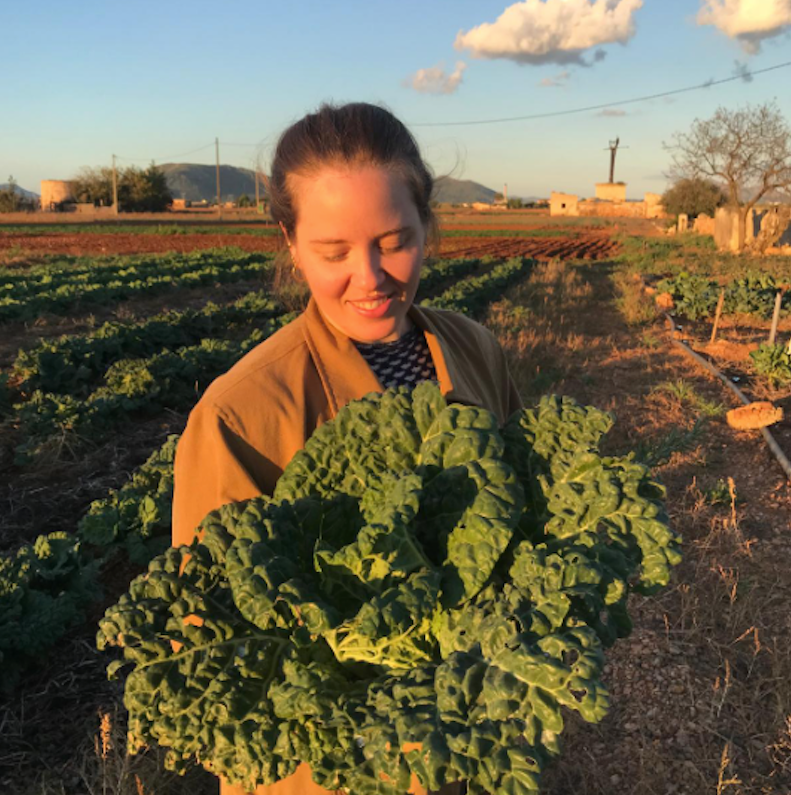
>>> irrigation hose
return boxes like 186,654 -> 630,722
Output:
664,313 -> 791,481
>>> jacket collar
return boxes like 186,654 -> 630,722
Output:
301,297 -> 473,417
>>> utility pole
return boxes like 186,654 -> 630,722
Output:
254,156 -> 260,211
603,137 -> 628,183
504,183 -> 508,203
609,137 -> 619,183
215,137 -> 222,218
112,154 -> 119,215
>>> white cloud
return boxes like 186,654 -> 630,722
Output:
406,61 -> 467,94
539,69 -> 571,87
596,108 -> 627,116
697,0 -> 791,53
454,0 -> 643,66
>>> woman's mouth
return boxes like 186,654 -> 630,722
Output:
348,295 -> 393,317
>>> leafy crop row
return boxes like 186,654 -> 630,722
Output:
0,248 -> 267,291
77,436 -> 179,564
0,251 -> 273,322
426,257 -> 534,316
6,256 -> 488,405
13,321 -> 293,464
10,291 -> 283,396
656,271 -> 788,321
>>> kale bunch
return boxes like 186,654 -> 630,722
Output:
97,383 -> 680,794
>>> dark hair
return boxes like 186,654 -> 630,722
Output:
266,102 -> 440,308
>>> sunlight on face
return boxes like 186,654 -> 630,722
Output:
287,165 -> 426,343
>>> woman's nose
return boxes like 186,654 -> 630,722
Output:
351,248 -> 386,291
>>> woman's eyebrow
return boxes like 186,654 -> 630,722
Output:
309,226 -> 411,245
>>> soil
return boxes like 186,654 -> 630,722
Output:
0,230 -> 620,262
438,232 -> 620,261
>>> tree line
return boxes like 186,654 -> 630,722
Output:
70,163 -> 172,212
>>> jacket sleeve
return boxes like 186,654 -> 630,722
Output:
171,401 -> 269,548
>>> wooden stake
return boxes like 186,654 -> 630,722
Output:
710,288 -> 726,344
769,290 -> 783,345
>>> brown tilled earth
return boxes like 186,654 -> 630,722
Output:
0,230 -> 620,261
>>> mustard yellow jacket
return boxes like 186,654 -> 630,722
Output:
172,296 -> 522,795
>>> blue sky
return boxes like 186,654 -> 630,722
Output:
3,0 -> 791,199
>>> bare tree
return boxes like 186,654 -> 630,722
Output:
665,102 -> 791,251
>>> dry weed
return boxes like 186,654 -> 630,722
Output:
613,268 -> 658,326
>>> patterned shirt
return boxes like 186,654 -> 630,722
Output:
353,326 -> 438,390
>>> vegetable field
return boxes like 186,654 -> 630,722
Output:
1,216 -> 790,795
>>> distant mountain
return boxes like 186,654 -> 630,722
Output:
159,163 -> 262,203
433,177 -> 497,205
0,183 -> 39,200
158,164 -> 503,207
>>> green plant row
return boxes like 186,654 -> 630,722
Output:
0,255 -> 273,323
425,256 -> 534,316
656,271 -> 789,321
10,291 -> 283,397
6,256 -> 487,399
77,435 -> 180,565
0,247 -> 267,288
12,319 -> 294,465
0,438 -> 179,694
1,248 -> 271,303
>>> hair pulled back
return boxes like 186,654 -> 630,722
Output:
268,102 -> 438,246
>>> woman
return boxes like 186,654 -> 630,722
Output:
172,102 -> 522,795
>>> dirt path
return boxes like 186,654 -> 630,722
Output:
488,260 -> 791,795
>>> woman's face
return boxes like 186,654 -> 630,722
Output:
287,164 -> 426,343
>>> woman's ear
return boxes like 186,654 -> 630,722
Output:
279,222 -> 292,248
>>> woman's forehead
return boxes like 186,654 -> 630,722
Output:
289,165 -> 419,233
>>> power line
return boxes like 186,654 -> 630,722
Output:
410,59 -> 791,128
115,142 -> 215,163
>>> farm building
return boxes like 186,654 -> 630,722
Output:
550,182 -> 667,220
550,192 -> 579,216
594,182 -> 626,202
40,180 -> 74,210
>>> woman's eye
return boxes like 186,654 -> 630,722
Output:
323,252 -> 347,262
381,244 -> 405,255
